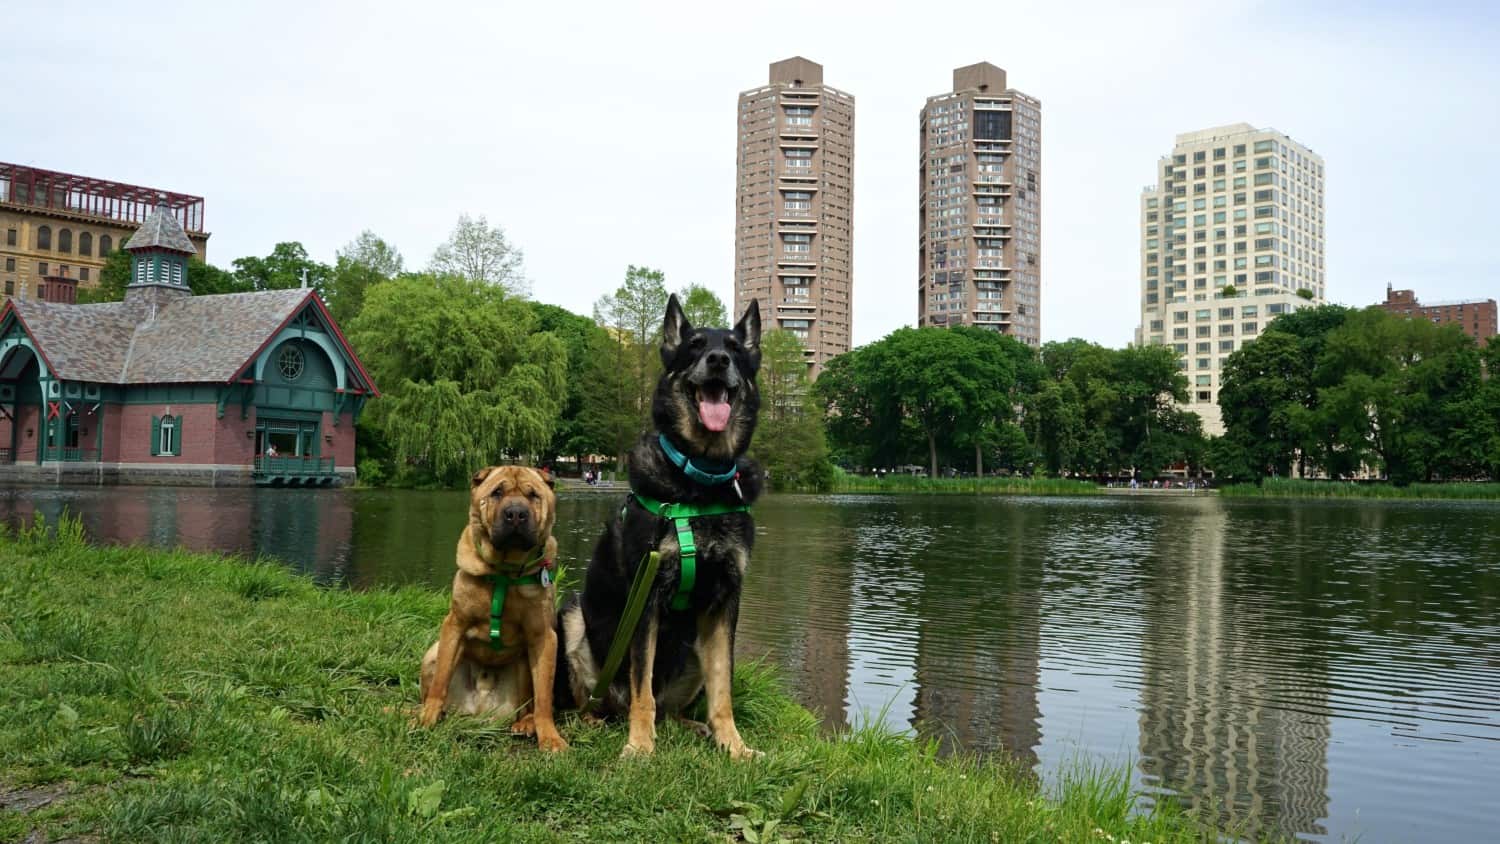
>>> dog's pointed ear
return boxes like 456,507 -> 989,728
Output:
660,293 -> 693,367
471,466 -> 495,488
735,299 -> 761,365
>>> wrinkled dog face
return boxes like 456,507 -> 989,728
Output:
470,465 -> 556,552
654,295 -> 761,461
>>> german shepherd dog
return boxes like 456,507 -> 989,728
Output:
556,295 -> 764,759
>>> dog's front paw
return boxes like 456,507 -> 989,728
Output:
417,702 -> 444,728
510,713 -> 536,737
619,739 -> 655,759
538,732 -> 569,753
726,742 -> 763,761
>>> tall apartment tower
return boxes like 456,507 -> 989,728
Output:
735,57 -> 855,375
1136,124 -> 1326,435
916,63 -> 1041,345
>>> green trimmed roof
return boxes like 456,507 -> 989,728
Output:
124,204 -> 198,255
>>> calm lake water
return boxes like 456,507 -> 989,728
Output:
4,485 -> 1499,843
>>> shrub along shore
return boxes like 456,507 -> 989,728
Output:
0,516 -> 1221,842
1217,478 -> 1500,500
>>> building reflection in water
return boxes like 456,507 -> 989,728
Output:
1136,499 -> 1331,840
0,486 -> 356,584
912,503 -> 1041,768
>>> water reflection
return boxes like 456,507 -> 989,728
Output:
1136,499 -> 1331,840
3,485 -> 1499,843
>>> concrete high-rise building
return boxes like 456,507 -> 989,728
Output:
916,63 -> 1041,345
735,57 -> 854,376
1136,124 -> 1326,434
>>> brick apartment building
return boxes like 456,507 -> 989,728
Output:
1377,285 -> 1498,341
917,62 -> 1042,345
2,162 -> 210,302
735,57 -> 855,377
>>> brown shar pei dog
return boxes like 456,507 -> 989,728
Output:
418,465 -> 568,752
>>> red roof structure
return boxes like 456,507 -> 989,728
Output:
0,161 -> 206,234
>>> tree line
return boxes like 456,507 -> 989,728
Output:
84,215 -> 1496,488
815,328 -> 1203,479
83,217 -> 832,488
814,304 -> 1498,486
1213,305 -> 1500,485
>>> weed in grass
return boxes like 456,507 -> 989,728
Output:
122,705 -> 198,765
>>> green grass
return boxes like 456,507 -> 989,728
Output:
0,515 -> 1219,843
828,473 -> 1101,496
1219,477 -> 1500,500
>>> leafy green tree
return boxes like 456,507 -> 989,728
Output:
75,249 -> 133,303
1111,344 -> 1194,476
232,242 -> 331,293
751,330 -> 833,490
593,266 -> 670,456
189,260 -> 250,296
678,284 -> 729,328
1028,377 -> 1083,475
1316,309 -> 1480,484
1029,339 -> 1200,479
347,274 -> 566,486
574,329 -> 642,468
326,231 -> 403,325
429,214 -> 528,296
531,302 -> 634,467
1217,331 -> 1304,478
817,327 -> 1015,478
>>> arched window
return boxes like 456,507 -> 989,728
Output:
99,234 -> 112,255
36,226 -> 51,250
79,232 -> 92,256
152,414 -> 180,456
58,229 -> 72,253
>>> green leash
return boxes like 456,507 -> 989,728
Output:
586,493 -> 750,710
476,539 -> 548,651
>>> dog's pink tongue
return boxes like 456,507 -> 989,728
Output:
699,397 -> 732,432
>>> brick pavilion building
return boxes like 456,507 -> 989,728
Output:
0,203 -> 377,486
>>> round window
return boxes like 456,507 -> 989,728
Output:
277,345 -> 305,381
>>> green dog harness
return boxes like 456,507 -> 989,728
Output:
474,540 -> 550,651
585,492 -> 751,710
631,493 -> 751,611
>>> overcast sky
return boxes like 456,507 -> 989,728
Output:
9,1 -> 1497,346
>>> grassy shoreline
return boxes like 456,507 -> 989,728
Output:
1219,478 -> 1500,500
0,516 -> 1220,842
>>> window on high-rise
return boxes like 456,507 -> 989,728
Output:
975,110 -> 1011,140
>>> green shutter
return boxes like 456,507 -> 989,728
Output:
150,415 -> 161,456
173,416 -> 183,456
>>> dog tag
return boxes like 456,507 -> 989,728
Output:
540,569 -> 551,588
732,477 -> 745,502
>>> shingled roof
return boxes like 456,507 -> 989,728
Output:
124,203 -> 198,255
8,288 -> 315,384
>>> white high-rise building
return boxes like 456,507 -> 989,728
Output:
1136,124 -> 1326,434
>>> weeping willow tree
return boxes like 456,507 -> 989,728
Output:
348,274 -> 566,486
